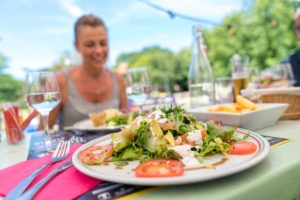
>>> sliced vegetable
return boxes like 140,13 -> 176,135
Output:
79,145 -> 113,165
135,158 -> 184,177
150,119 -> 164,138
201,130 -> 207,139
163,131 -> 175,147
227,141 -> 257,155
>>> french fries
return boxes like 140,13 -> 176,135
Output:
208,95 -> 262,113
236,95 -> 259,110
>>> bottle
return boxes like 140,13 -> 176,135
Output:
188,25 -> 216,108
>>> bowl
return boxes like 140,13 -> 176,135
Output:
187,103 -> 289,131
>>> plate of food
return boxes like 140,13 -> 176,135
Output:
187,95 -> 288,131
73,109 -> 138,131
72,105 -> 270,186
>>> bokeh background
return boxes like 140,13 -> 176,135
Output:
0,0 -> 299,130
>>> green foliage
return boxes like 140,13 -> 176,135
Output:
0,74 -> 24,102
205,0 -> 297,77
0,53 -> 24,103
116,46 -> 191,92
115,0 -> 298,91
0,53 -> 8,74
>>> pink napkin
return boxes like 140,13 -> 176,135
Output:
0,144 -> 103,200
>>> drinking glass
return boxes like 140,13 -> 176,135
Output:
277,63 -> 296,86
215,77 -> 234,104
126,67 -> 151,114
230,55 -> 249,98
25,72 -> 61,144
248,67 -> 261,89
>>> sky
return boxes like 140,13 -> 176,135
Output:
0,0 -> 244,80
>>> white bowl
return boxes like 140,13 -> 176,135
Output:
187,103 -> 289,131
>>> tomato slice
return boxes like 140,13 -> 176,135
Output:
135,158 -> 184,178
227,141 -> 257,155
79,144 -> 114,165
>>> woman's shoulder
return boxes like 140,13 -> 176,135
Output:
56,70 -> 68,84
56,67 -> 79,82
111,71 -> 123,81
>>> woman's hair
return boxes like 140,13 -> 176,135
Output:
74,14 -> 106,41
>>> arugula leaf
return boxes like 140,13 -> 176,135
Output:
206,123 -> 234,141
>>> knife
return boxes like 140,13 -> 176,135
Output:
15,159 -> 73,200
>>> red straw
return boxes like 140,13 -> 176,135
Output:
2,104 -> 23,144
20,110 -> 39,131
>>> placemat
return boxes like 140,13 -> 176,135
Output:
26,131 -> 292,200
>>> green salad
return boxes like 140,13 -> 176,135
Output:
80,105 -> 254,172
109,105 -> 249,167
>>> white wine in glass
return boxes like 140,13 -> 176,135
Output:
126,67 -> 151,114
25,72 -> 61,143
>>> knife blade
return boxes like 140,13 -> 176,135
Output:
16,159 -> 73,200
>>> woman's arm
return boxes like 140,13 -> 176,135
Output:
115,73 -> 129,112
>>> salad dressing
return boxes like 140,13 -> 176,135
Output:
147,106 -> 168,124
115,166 -> 123,170
187,130 -> 203,145
171,145 -> 202,168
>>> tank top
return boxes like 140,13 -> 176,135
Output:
59,69 -> 120,128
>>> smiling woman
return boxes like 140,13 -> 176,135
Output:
38,14 -> 128,130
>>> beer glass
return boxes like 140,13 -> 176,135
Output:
230,55 -> 249,98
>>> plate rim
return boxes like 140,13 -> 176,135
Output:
72,128 -> 270,186
187,103 -> 289,116
73,119 -> 126,131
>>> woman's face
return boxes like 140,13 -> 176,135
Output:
75,25 -> 109,69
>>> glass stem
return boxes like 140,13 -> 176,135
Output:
139,106 -> 143,115
42,114 -> 50,136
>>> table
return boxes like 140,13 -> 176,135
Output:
1,120 -> 300,200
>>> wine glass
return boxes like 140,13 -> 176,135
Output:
126,67 -> 151,114
25,72 -> 61,145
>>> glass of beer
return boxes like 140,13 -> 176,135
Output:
230,55 -> 249,98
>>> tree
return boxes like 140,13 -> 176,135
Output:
116,46 -> 191,92
115,0 -> 298,92
205,0 -> 297,77
0,74 -> 24,102
0,53 -> 8,74
0,53 -> 24,103
40,51 -> 81,72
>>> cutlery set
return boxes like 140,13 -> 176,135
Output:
5,140 -> 71,200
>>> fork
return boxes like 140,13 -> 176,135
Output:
16,159 -> 73,200
4,140 -> 71,200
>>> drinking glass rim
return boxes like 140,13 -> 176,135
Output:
215,77 -> 231,81
127,67 -> 148,73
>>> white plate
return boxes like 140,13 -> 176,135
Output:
73,119 -> 126,131
187,103 -> 288,131
72,129 -> 270,186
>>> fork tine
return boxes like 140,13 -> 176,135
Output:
52,141 -> 62,157
58,141 -> 67,157
65,140 -> 71,157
